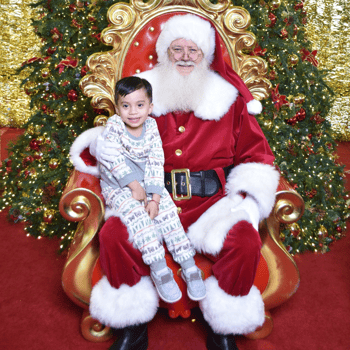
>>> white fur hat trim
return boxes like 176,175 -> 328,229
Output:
156,14 -> 216,64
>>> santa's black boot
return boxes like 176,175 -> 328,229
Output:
109,323 -> 148,350
206,328 -> 239,350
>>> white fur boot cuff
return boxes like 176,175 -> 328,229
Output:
89,276 -> 159,329
199,276 -> 265,335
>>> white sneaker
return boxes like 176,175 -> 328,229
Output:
151,267 -> 182,303
181,267 -> 206,301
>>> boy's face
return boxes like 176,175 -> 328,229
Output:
115,88 -> 153,133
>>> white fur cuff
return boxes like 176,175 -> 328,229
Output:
199,276 -> 265,335
89,276 -> 159,329
187,196 -> 255,255
69,126 -> 104,177
226,162 -> 280,220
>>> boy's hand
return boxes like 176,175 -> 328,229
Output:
128,180 -> 147,205
146,201 -> 159,220
146,194 -> 160,220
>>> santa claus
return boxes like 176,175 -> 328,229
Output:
70,14 -> 279,350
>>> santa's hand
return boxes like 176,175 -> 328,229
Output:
89,134 -> 120,169
230,194 -> 260,231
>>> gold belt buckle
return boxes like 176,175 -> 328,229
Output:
170,168 -> 192,201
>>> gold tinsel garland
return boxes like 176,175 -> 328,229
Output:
304,0 -> 350,141
0,0 -> 41,128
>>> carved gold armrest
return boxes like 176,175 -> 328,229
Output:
59,169 -> 105,309
259,176 -> 304,311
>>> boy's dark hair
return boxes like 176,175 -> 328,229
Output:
115,76 -> 153,104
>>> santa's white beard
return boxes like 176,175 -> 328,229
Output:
153,59 -> 211,113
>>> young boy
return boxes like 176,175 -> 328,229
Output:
98,76 -> 206,303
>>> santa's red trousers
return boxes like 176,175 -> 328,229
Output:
99,217 -> 261,297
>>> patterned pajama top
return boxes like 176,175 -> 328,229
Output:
99,114 -> 165,196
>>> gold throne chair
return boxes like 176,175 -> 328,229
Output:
59,0 -> 304,343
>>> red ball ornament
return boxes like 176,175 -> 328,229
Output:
67,89 -> 79,102
29,139 -> 41,151
336,226 -> 342,233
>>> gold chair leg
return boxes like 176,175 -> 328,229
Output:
245,311 -> 273,340
81,309 -> 113,342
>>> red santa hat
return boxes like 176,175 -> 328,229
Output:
155,14 -> 262,115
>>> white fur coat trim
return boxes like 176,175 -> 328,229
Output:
69,126 -> 104,177
199,276 -> 265,335
226,162 -> 280,220
137,68 -> 238,121
89,276 -> 159,328
186,196 -> 258,256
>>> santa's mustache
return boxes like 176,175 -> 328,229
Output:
175,60 -> 195,66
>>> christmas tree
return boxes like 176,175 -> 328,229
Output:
1,0 -> 349,253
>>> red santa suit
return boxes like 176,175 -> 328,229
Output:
70,14 -> 279,337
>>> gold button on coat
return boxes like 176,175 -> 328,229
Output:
178,126 -> 185,133
175,149 -> 182,156
177,207 -> 182,214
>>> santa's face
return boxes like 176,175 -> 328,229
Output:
167,38 -> 203,76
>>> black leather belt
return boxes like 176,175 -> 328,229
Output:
165,165 -> 234,201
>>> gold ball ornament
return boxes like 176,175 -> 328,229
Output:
52,33 -> 60,41
288,222 -> 301,237
269,0 -> 281,10
49,159 -> 60,170
43,209 -> 55,223
24,81 -> 38,95
35,125 -> 42,134
36,188 -> 44,195
37,136 -> 45,144
293,94 -> 306,106
267,56 -> 278,67
39,221 -> 48,231
27,125 -> 35,135
288,54 -> 299,66
264,120 -> 273,130
317,225 -> 328,237
41,67 -> 51,79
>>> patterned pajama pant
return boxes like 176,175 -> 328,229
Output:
102,184 -> 195,265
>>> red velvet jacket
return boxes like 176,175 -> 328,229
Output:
154,94 -> 275,231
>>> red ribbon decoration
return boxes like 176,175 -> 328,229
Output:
271,84 -> 289,111
56,56 -> 79,74
300,48 -> 319,67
